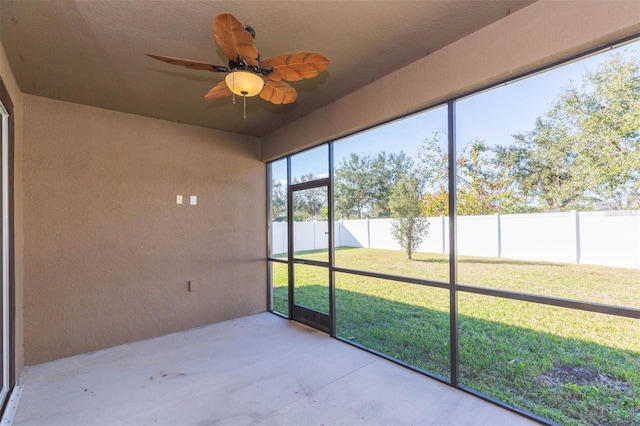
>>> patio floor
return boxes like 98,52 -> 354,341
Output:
12,312 -> 538,425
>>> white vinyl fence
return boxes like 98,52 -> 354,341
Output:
271,210 -> 640,269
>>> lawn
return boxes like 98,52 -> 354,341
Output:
271,248 -> 640,426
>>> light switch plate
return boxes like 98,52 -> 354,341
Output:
176,195 -> 183,204
190,195 -> 197,205
189,280 -> 197,292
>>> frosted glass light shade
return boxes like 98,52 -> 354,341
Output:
225,71 -> 264,97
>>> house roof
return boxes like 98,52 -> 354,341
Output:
1,0 -> 536,137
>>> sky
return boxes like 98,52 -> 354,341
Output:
273,38 -> 640,183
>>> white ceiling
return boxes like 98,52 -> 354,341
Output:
1,0 -> 536,137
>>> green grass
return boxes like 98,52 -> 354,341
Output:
270,248 -> 640,426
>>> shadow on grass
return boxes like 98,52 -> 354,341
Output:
273,285 -> 639,426
411,256 -> 568,267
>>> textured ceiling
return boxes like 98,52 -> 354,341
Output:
1,0 -> 536,137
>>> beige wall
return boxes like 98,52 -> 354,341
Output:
0,41 -> 25,380
261,0 -> 640,161
22,96 -> 265,365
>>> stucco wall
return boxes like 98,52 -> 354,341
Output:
0,41 -> 24,381
22,96 -> 266,365
261,0 -> 640,161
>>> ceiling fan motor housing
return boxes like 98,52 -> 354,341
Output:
228,58 -> 273,76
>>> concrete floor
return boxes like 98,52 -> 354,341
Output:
13,313 -> 538,425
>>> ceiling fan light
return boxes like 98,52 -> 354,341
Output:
225,71 -> 264,97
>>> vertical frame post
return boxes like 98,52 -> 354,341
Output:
266,163 -> 273,311
447,100 -> 459,386
328,142 -> 336,337
286,156 -> 294,318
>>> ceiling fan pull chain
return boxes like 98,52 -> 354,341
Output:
243,93 -> 247,119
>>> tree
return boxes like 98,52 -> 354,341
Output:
292,174 -> 328,221
457,139 -> 528,214
389,174 -> 430,260
499,89 -> 600,211
297,186 -> 327,221
501,53 -> 640,211
271,180 -> 287,221
372,151 -> 414,217
334,153 -> 377,219
422,188 -> 449,217
418,133 -> 527,215
572,54 -> 640,209
417,131 -> 449,191
334,151 -> 414,219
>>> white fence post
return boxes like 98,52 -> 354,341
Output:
440,215 -> 445,254
366,218 -> 371,249
495,213 -> 501,258
573,210 -> 580,264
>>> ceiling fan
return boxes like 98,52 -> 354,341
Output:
147,13 -> 330,118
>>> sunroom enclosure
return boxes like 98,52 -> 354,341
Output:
267,37 -> 640,426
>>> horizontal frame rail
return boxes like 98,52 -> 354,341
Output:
330,265 -> 640,319
333,266 -> 450,290
292,258 -> 329,268
457,284 -> 640,319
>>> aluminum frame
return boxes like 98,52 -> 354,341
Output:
265,34 -> 640,426
287,172 -> 332,332
0,89 -> 10,414
447,100 -> 459,386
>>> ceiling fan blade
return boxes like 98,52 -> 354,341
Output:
213,13 -> 259,67
260,52 -> 329,82
146,54 -> 228,72
259,80 -> 297,105
204,81 -> 232,100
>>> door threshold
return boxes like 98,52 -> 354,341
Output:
1,384 -> 23,425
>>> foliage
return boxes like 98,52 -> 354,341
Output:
375,151 -> 415,217
574,54 -> 640,209
418,53 -> 640,214
293,175 -> 328,221
270,179 -> 287,221
457,139 -> 529,214
499,54 -> 640,211
422,188 -> 449,217
389,174 -> 429,259
418,133 -> 528,215
334,153 -> 380,219
334,152 -> 414,219
279,51 -> 640,220
416,131 -> 449,193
